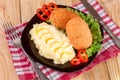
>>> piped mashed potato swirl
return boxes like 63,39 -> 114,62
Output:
29,22 -> 75,64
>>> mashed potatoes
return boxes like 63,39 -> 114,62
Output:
29,22 -> 75,64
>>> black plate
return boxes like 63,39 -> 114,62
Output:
21,5 -> 103,72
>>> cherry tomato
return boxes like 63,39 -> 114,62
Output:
71,57 -> 81,66
77,49 -> 88,63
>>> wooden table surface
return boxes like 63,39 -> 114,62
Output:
0,0 -> 120,80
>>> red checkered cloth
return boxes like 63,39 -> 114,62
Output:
5,0 -> 120,80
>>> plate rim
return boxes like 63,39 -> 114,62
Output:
21,5 -> 103,72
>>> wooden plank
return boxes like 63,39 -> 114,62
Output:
71,62 -> 110,80
0,0 -> 20,80
0,0 -> 21,25
86,62 -> 110,80
105,57 -> 120,80
20,0 -> 50,22
117,54 -> 120,75
71,72 -> 88,80
0,27 -> 18,80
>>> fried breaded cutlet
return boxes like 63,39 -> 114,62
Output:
66,17 -> 93,50
50,8 -> 79,29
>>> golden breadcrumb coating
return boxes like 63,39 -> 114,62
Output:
66,17 -> 92,50
50,8 -> 79,29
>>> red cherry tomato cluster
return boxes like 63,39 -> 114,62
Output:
71,49 -> 88,66
36,3 -> 57,21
